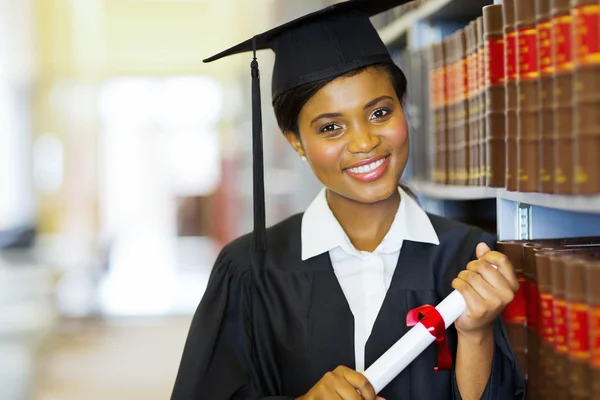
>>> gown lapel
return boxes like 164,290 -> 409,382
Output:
304,252 -> 356,381
364,240 -> 438,397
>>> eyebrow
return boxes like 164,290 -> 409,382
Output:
310,95 -> 393,125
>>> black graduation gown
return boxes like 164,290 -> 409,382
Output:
171,213 -> 526,400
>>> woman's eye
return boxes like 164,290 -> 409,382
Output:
319,123 -> 341,133
371,108 -> 390,120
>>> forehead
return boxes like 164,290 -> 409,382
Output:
300,67 -> 396,117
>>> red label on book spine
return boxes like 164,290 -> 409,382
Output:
553,15 -> 574,72
538,21 -> 554,75
574,4 -> 600,66
591,306 -> 600,368
462,58 -> 468,101
430,69 -> 437,108
486,37 -> 505,85
527,281 -> 540,329
505,31 -> 518,81
502,275 -> 527,322
540,292 -> 555,344
518,28 -> 540,80
568,302 -> 590,360
554,298 -> 568,353
440,66 -> 448,106
449,62 -> 456,104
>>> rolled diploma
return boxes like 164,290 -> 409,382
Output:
362,289 -> 466,394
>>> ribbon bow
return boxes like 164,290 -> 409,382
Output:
406,305 -> 452,372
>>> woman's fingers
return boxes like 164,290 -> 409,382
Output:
334,366 -> 377,400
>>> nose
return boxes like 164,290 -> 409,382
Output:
346,127 -> 380,154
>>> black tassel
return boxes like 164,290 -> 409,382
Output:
251,37 -> 266,252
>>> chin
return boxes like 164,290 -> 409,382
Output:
340,177 -> 400,205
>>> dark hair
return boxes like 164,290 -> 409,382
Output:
272,62 -> 418,201
273,62 -> 407,135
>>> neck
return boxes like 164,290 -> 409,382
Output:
326,188 -> 400,252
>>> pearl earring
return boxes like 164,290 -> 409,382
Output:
300,156 -> 307,162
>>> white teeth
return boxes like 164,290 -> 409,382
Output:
348,157 -> 386,174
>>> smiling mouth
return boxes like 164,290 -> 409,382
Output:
344,155 -> 389,174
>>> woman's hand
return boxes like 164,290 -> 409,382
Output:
452,242 -> 519,338
296,366 -> 385,400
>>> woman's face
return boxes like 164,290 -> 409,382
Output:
286,67 -> 409,205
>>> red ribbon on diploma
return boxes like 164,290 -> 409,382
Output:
406,305 -> 452,371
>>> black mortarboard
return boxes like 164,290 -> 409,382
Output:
204,0 -> 412,255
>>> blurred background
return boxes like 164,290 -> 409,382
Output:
0,0 -> 330,398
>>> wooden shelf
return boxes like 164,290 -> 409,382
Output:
409,180 -> 497,200
379,0 -> 493,45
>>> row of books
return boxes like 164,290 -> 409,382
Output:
499,237 -> 600,399
428,0 -> 600,194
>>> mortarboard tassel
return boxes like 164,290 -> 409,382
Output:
251,37 -> 267,252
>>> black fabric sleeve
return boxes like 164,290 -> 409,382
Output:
450,231 -> 527,400
170,248 -> 296,400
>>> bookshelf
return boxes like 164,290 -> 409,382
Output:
379,0 -> 600,242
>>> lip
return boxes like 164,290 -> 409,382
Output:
343,155 -> 391,183
344,154 -> 389,170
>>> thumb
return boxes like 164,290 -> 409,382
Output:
476,242 -> 491,259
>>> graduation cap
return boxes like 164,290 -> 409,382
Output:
204,0 -> 412,254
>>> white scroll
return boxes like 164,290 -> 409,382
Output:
363,290 -> 467,394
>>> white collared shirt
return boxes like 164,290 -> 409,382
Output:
301,186 -> 440,372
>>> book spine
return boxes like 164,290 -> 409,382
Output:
458,30 -> 470,186
537,0 -> 555,193
442,39 -> 450,185
498,241 -> 529,378
550,253 -> 570,399
477,17 -> 487,187
430,44 -> 440,183
573,1 -> 600,194
551,0 -> 575,194
535,250 -> 557,399
446,36 -> 457,185
566,255 -> 592,399
586,258 -> 600,398
484,4 -> 507,188
516,0 -> 541,192
468,22 -> 477,186
504,0 -> 519,191
524,243 -> 542,397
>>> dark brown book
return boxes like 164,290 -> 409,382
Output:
497,241 -> 528,378
442,38 -> 451,185
572,0 -> 600,194
536,0 -> 555,193
535,248 -> 558,399
551,0 -> 575,194
566,253 -> 595,399
504,0 -> 518,191
430,43 -> 442,183
550,251 -> 571,399
456,29 -> 469,186
467,21 -> 477,186
477,16 -> 487,187
515,0 -> 540,192
483,4 -> 507,188
523,243 -> 543,399
585,256 -> 600,398
439,41 -> 449,186
446,35 -> 457,185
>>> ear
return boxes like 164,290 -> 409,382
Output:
284,130 -> 305,158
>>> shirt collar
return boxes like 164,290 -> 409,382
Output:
301,186 -> 439,261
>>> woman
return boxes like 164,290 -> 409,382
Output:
172,1 -> 526,399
